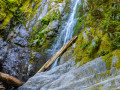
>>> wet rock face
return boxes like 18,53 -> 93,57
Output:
0,0 -> 69,81
59,44 -> 75,65
0,38 -> 8,72
11,0 -> 120,89
44,20 -> 60,32
0,25 -> 36,81
19,58 -> 75,90
19,57 -> 104,90
13,25 -> 30,47
19,53 -> 120,90
2,46 -> 31,80
0,24 -> 48,81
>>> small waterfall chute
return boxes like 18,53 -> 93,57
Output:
36,36 -> 78,74
49,0 -> 81,69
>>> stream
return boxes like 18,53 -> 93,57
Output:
49,0 -> 81,69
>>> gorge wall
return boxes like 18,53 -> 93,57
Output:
0,0 -> 71,81
20,0 -> 120,89
0,0 -> 120,89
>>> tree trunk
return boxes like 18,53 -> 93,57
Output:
0,72 -> 24,87
36,36 -> 78,74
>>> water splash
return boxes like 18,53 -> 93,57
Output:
50,0 -> 81,69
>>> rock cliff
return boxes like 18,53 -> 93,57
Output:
0,0 -> 120,89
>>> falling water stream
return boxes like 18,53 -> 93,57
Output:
50,0 -> 81,69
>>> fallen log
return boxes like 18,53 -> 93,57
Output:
36,36 -> 78,74
0,72 -> 24,87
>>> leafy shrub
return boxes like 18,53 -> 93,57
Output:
101,49 -> 106,56
32,26 -> 37,31
112,33 -> 120,48
81,44 -> 88,50
50,14 -> 58,22
41,18 -> 50,25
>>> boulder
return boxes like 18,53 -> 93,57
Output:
19,49 -> 120,90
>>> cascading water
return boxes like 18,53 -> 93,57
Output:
49,0 -> 81,69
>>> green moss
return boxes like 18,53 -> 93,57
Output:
98,33 -> 112,56
98,70 -> 111,79
1,12 -> 13,29
100,49 -> 106,56
102,53 -> 113,70
86,37 -> 100,57
79,57 -> 91,67
112,32 -> 120,49
73,0 -> 120,67
41,18 -> 50,25
112,50 -> 120,70
0,0 -> 23,29
32,26 -> 37,31
54,0 -> 63,3
81,43 -> 88,50
73,4 -> 85,36
44,10 -> 61,22
0,0 -> 43,30
101,50 -> 120,71
29,0 -> 64,51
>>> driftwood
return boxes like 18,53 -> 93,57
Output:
0,72 -> 24,87
36,36 -> 78,74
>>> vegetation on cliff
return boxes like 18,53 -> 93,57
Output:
1,0 -> 120,89
1,0 -> 120,72
74,0 -> 120,70
0,0 -> 43,30
0,0 -> 71,52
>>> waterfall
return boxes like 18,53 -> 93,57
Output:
49,0 -> 81,69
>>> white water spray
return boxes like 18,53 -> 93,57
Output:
50,0 -> 81,69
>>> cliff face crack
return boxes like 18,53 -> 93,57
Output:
14,43 -> 27,48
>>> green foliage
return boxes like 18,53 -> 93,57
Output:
91,9 -> 103,20
73,4 -> 85,36
86,37 -> 100,57
81,43 -> 88,50
112,33 -> 120,48
102,53 -> 113,70
73,17 -> 85,36
30,12 -> 60,48
79,56 -> 82,61
34,30 -> 49,46
83,0 -> 120,50
42,25 -> 47,29
41,14 -> 59,26
54,0 -> 63,3
32,26 -> 37,31
101,49 -> 106,56
50,14 -> 58,22
101,19 -> 120,34
7,0 -> 15,5
74,0 -> 120,67
13,8 -> 24,24
41,18 -> 50,25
